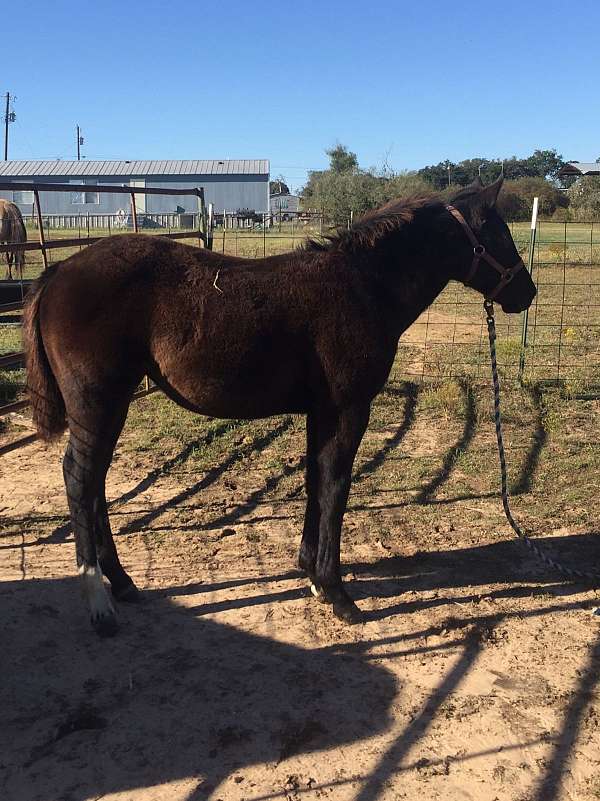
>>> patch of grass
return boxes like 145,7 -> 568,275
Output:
0,324 -> 22,355
420,380 -> 465,416
0,368 -> 25,403
122,394 -> 244,463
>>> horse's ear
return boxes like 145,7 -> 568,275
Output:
479,175 -> 504,208
471,175 -> 483,189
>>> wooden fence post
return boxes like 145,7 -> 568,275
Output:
33,189 -> 48,269
129,193 -> 138,232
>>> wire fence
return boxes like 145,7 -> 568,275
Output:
2,215 -> 600,435
193,218 -> 600,392
389,219 -> 600,391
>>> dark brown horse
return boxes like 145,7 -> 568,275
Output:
0,199 -> 26,280
23,177 -> 536,636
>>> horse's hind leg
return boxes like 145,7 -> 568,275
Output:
64,433 -> 117,636
63,392 -> 136,635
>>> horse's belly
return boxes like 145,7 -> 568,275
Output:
150,347 -> 308,419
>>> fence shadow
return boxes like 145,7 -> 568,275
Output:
151,533 -> 599,622
1,418 -> 290,551
415,378 -> 476,504
511,384 -> 548,495
3,378 -> 554,557
4,571 -> 596,801
534,629 -> 600,801
2,575 -> 396,801
344,532 -> 600,623
354,383 -> 420,481
0,419 -> 249,549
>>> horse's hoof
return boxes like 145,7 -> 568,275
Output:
112,582 -> 143,603
91,611 -> 119,638
333,600 -> 364,625
310,582 -> 330,604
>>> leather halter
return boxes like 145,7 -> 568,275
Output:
445,204 -> 525,301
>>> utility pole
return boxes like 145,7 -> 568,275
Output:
76,124 -> 84,160
3,92 -> 16,161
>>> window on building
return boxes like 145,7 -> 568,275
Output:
13,186 -> 34,204
71,178 -> 99,205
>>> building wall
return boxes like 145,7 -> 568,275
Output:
3,173 -> 269,215
270,194 -> 300,214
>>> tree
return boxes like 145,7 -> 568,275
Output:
419,149 -> 566,190
326,144 -> 359,174
567,176 -> 600,220
496,177 -> 568,221
302,158 -> 432,224
269,175 -> 290,195
525,149 -> 565,182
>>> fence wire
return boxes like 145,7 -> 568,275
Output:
2,218 -> 600,428
210,219 -> 600,391
391,220 -> 600,391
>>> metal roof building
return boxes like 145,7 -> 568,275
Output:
0,159 -> 270,215
558,162 -> 600,178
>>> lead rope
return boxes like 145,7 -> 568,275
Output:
484,299 -> 600,584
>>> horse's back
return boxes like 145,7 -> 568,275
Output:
38,233 -> 395,417
37,235 -> 311,414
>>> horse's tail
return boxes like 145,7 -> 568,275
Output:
12,207 -> 26,271
22,265 -> 67,440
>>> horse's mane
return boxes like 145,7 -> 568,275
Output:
305,195 -> 443,253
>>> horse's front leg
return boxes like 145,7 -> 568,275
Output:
311,402 -> 370,624
96,487 -> 140,603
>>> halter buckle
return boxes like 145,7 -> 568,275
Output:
474,244 -> 485,256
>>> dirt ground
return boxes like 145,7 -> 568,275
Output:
1,386 -> 600,801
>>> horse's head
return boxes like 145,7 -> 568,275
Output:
447,177 -> 536,314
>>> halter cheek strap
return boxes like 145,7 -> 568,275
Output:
445,204 -> 525,301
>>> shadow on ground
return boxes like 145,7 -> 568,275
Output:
1,576 -> 396,801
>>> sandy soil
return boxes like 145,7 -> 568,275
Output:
1,407 -> 600,801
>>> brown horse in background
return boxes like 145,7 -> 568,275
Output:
0,199 -> 26,280
23,177 -> 536,636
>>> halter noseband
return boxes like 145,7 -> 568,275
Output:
445,204 -> 525,301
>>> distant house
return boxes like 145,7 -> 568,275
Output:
558,162 -> 600,179
270,193 -> 300,218
0,159 -> 270,215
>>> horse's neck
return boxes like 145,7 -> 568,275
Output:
373,218 -> 453,323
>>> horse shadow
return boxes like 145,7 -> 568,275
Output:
1,576 -> 397,801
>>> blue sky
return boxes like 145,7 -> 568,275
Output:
5,0 -> 600,192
